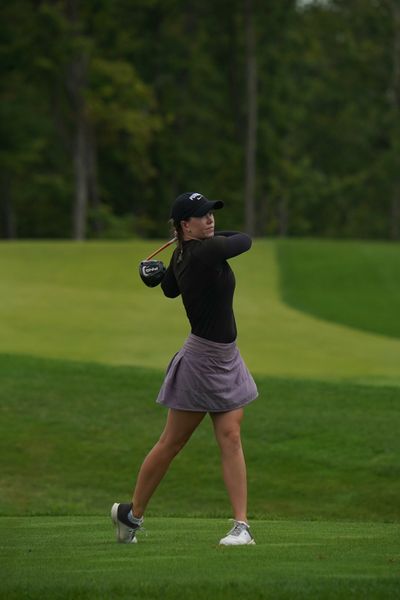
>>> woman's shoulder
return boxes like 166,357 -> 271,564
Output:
193,232 -> 252,264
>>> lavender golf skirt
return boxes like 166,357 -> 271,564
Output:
156,333 -> 258,413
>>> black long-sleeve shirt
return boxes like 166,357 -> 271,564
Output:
161,231 -> 252,343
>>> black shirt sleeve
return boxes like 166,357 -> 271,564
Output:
193,233 -> 252,267
213,231 -> 241,237
161,253 -> 180,298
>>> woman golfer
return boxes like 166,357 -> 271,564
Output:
112,192 -> 258,545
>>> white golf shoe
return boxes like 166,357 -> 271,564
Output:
111,503 -> 144,544
219,520 -> 256,546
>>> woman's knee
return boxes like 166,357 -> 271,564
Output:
158,433 -> 190,457
216,427 -> 242,453
158,409 -> 204,458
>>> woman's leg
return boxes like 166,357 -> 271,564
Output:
210,408 -> 247,523
132,408 -> 206,517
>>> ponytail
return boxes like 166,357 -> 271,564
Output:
169,219 -> 185,263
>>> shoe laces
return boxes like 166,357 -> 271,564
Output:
130,522 -> 147,537
125,514 -> 146,538
227,520 -> 248,537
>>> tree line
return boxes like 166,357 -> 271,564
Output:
1,0 -> 399,240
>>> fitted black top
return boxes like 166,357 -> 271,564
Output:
161,231 -> 252,343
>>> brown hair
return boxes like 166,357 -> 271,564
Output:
169,218 -> 185,263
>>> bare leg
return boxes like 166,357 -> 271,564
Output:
132,409 -> 206,517
210,408 -> 248,523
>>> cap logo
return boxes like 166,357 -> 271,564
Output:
189,193 -> 202,201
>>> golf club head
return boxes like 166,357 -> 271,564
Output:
139,260 -> 166,287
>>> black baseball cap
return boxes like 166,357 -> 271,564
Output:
170,192 -> 224,222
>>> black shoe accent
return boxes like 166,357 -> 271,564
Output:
117,503 -> 138,528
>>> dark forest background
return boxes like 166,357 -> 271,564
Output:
1,0 -> 399,240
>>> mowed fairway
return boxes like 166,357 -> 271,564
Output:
1,239 -> 400,599
1,240 -> 400,382
2,517 -> 399,600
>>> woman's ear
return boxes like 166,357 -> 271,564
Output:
181,219 -> 190,233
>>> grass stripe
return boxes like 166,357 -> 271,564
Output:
2,517 -> 399,599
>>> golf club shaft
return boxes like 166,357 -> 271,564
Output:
146,237 -> 177,260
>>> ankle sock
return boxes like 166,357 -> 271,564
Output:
127,509 -> 142,526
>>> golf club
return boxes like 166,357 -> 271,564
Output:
145,237 -> 177,261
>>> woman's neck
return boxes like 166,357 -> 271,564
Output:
183,234 -> 203,242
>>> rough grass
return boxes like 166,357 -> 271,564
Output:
1,354 -> 399,522
276,238 -> 400,339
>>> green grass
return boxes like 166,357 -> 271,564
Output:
1,239 -> 400,599
1,240 -> 400,383
2,517 -> 399,599
1,354 -> 399,522
277,238 -> 400,340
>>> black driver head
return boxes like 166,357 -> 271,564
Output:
139,260 -> 166,287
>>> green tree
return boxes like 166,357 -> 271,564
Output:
0,2 -> 71,238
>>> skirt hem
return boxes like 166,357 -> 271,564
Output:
156,333 -> 258,413
156,396 -> 258,413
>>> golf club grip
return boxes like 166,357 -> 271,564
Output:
146,238 -> 177,260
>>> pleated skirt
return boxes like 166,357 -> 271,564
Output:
156,333 -> 258,413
